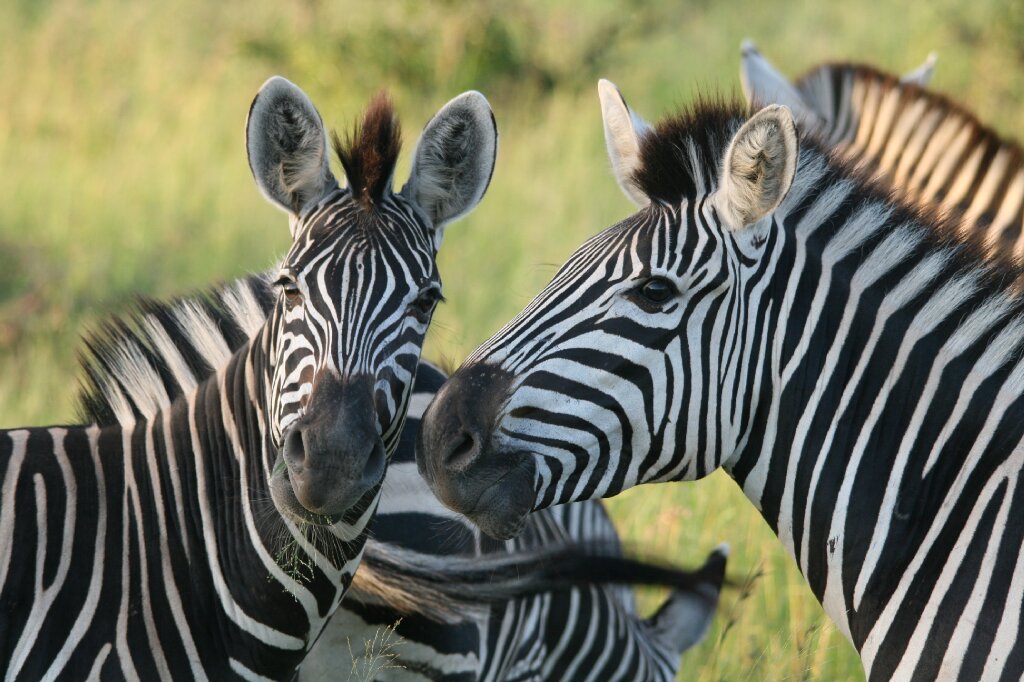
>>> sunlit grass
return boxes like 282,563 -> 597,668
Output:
2,1 -> 1021,678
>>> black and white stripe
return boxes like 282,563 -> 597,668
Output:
1,76 -> 462,675
418,86 -> 1024,680
0,80 -> 485,679
741,44 -> 1024,258
1,78 -> 724,680
75,271 -> 724,681
1,333 -> 369,678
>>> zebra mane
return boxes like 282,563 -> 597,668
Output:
75,273 -> 276,426
794,61 -> 1024,187
631,96 -> 1024,289
330,91 -> 402,211
631,96 -> 744,206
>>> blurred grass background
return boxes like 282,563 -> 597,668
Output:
2,0 -> 1022,679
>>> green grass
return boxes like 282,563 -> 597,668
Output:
2,1 -> 1022,679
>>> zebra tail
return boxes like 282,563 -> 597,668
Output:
350,539 -> 728,624
642,543 -> 729,657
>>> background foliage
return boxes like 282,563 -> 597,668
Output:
2,1 -> 1022,679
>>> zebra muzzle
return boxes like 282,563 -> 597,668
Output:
278,373 -> 386,518
416,362 -> 537,539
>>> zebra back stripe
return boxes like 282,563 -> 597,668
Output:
793,62 -> 1024,256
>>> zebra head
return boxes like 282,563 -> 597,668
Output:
418,82 -> 798,539
246,77 -> 496,523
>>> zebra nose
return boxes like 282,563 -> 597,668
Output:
417,361 -> 514,481
282,373 -> 385,515
283,424 -> 383,481
283,427 -> 306,469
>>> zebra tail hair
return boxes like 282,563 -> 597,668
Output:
349,539 -> 729,624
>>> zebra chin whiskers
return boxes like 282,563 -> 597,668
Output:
267,512 -> 355,585
425,512 -> 480,555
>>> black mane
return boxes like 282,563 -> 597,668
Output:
630,96 -> 745,206
628,95 -> 1024,291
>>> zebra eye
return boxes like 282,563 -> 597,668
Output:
274,271 -> 302,306
638,277 -> 677,304
409,288 -> 443,322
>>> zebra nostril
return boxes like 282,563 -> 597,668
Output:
362,438 -> 385,483
445,431 -> 478,470
283,427 -> 306,469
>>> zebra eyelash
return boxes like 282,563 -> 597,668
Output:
272,269 -> 303,303
623,276 -> 679,312
408,287 -> 445,321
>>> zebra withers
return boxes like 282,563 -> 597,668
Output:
0,77 -> 509,679
76,273 -> 727,680
740,43 -> 1024,258
417,83 -> 1024,679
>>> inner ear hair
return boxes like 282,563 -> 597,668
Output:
720,105 -> 798,228
401,91 -> 497,230
246,76 -> 336,218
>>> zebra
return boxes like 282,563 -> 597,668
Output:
740,42 -> 1024,258
0,75 -> 718,680
76,273 -> 727,680
416,80 -> 1024,680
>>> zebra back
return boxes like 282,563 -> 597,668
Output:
792,62 -> 1024,257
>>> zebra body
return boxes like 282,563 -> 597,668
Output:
417,84 -> 1024,679
1,349 -> 363,680
1,78 -> 505,679
76,273 -> 723,681
741,44 -> 1024,257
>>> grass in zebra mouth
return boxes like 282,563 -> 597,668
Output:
271,514 -> 346,585
273,531 -> 319,585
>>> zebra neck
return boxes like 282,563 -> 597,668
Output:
162,342 -> 365,670
724,158 -> 1024,652
0,385 -> 343,677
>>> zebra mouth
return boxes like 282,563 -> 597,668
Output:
269,462 -> 338,526
461,455 -> 537,540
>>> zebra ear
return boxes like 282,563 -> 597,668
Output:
401,91 -> 497,244
598,79 -> 651,207
739,41 -> 817,124
716,104 -> 799,229
246,76 -> 337,227
900,52 -> 938,86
